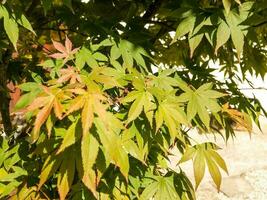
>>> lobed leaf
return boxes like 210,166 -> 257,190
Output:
57,119 -> 81,154
81,132 -> 99,196
57,151 -> 75,200
4,16 -> 19,50
215,20 -> 231,54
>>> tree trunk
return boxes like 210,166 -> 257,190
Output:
0,50 -> 12,135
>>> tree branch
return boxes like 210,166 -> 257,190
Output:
26,0 -> 41,16
252,20 -> 267,28
145,20 -> 175,31
142,0 -> 165,20
37,27 -> 89,37
239,87 -> 267,91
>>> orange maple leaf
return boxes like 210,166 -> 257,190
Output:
57,66 -> 82,84
27,86 -> 65,141
49,36 -> 79,63
222,103 -> 252,132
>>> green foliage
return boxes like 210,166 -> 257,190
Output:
0,0 -> 267,199
180,143 -> 228,191
0,4 -> 35,49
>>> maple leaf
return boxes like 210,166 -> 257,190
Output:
177,83 -> 226,128
154,94 -> 188,142
27,86 -> 65,141
222,103 -> 252,132
65,88 -> 109,135
57,66 -> 82,84
49,36 -> 79,63
121,90 -> 155,125
179,142 -> 228,191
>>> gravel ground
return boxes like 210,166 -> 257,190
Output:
170,117 -> 267,200
242,169 -> 267,200
196,168 -> 267,200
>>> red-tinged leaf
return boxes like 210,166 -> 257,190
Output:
27,96 -> 51,111
50,37 -> 80,63
57,152 -> 75,200
52,40 -> 66,53
65,35 -> 72,53
65,95 -> 85,117
65,89 -> 108,135
46,114 -> 55,137
70,47 -> 80,55
42,85 -> 52,94
82,98 -> 94,135
27,86 -> 66,141
32,99 -> 54,142
54,98 -> 63,119
57,75 -> 72,84
222,103 -> 252,132
57,66 -> 82,84
50,52 -> 67,59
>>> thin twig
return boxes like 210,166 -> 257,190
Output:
239,87 -> 267,91
37,27 -> 88,37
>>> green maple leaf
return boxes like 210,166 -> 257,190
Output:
179,143 -> 228,191
140,175 -> 183,200
178,83 -> 226,128
155,94 -> 188,141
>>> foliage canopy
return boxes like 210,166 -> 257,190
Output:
0,0 -> 267,199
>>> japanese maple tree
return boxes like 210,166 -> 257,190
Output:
0,0 -> 267,199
